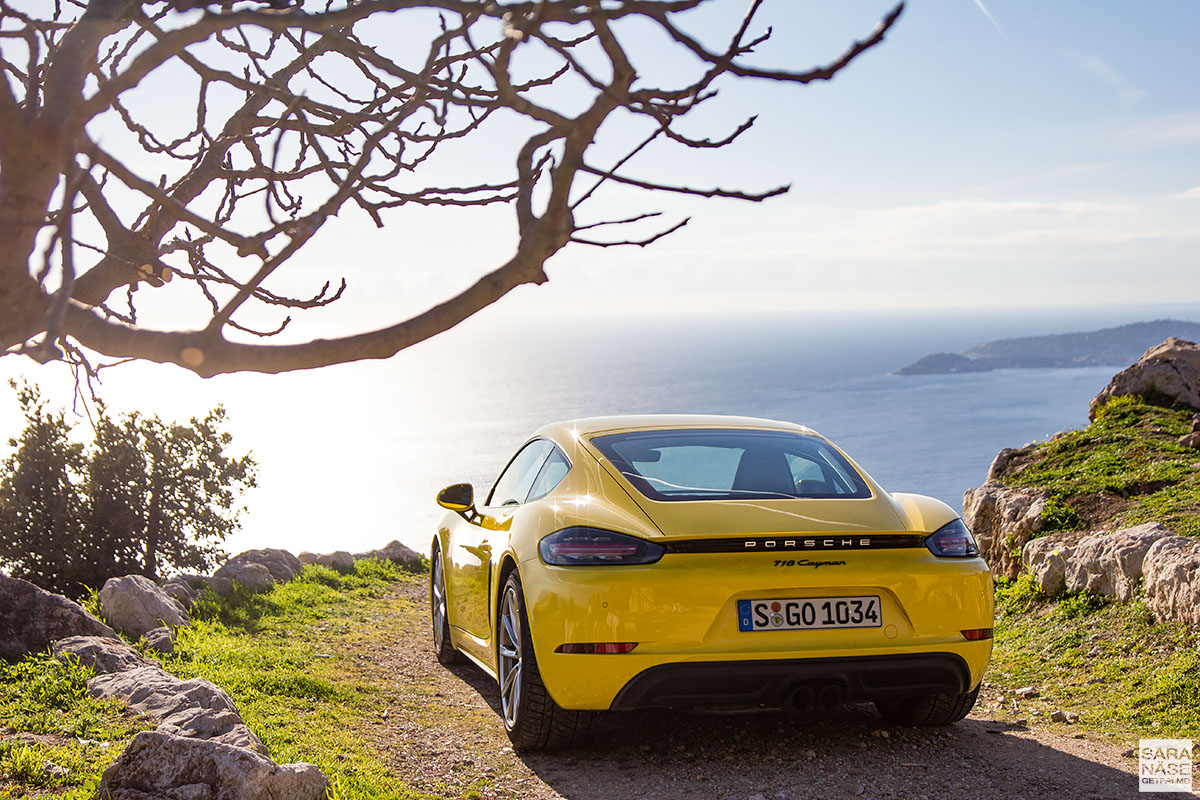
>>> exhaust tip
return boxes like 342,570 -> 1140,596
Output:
785,685 -> 817,714
817,683 -> 844,712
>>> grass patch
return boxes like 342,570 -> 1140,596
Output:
0,651 -> 150,798
989,578 -> 1200,740
161,561 -> 436,800
1003,397 -> 1200,536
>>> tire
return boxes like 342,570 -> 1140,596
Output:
430,549 -> 463,665
874,685 -> 979,726
497,571 -> 592,751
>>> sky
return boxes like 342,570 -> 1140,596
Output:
261,0 -> 1200,327
2,0 -> 1199,557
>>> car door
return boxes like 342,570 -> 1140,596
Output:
447,439 -> 554,643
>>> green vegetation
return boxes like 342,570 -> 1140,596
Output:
0,382 -> 256,599
2,560 -> 435,799
984,396 -> 1200,741
1003,396 -> 1200,536
0,651 -> 150,798
163,560 -> 435,800
990,577 -> 1200,740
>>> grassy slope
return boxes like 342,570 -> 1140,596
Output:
984,397 -> 1200,742
1002,396 -> 1200,536
1,561 -> 437,800
0,653 -> 151,798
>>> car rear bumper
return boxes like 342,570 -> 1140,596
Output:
610,652 -> 971,710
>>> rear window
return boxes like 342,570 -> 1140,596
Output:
590,429 -> 871,502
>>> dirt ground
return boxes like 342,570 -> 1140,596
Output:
347,581 -> 1144,800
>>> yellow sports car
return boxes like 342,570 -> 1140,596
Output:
430,415 -> 993,750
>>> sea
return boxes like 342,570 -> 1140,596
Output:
2,303 -> 1199,559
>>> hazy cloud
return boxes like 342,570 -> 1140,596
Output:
1062,50 -> 1145,111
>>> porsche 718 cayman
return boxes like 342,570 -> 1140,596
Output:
430,415 -> 993,750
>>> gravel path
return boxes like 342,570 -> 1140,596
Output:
348,580 -> 1141,800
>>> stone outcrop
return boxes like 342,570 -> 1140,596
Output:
1142,535 -> 1200,628
962,484 -> 1051,579
144,626 -> 175,654
91,666 -> 266,754
54,636 -> 150,674
217,549 -> 302,583
356,540 -> 421,566
314,551 -> 354,574
297,552 -> 318,566
1022,523 -> 1174,600
100,574 -> 189,638
213,561 -> 274,593
0,573 -> 117,658
162,578 -> 198,608
96,731 -> 329,800
1089,337 -> 1200,419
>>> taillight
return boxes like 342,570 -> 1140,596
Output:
539,527 -> 664,566
554,642 -> 639,654
924,519 -> 980,558
962,628 -> 994,641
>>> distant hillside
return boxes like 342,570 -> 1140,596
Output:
896,319 -> 1200,376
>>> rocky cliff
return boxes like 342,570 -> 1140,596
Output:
964,338 -> 1200,627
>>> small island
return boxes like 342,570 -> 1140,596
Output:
896,319 -> 1200,375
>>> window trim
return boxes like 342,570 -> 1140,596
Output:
485,437 -> 572,508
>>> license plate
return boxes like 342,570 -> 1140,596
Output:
738,596 -> 882,632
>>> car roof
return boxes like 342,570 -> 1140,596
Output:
535,414 -> 821,440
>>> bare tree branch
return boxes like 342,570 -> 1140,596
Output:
0,0 -> 904,375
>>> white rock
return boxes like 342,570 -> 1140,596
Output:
314,551 -> 354,574
1143,535 -> 1200,627
1065,523 -> 1174,600
99,575 -> 188,639
213,562 -> 274,594
96,731 -> 329,800
1023,523 -> 1174,600
1090,337 -> 1200,419
161,578 -> 197,609
355,540 -> 421,566
89,666 -> 265,754
963,484 -> 1050,579
54,636 -> 150,674
217,549 -> 302,583
143,626 -> 175,654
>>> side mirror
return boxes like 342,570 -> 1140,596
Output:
437,483 -> 475,513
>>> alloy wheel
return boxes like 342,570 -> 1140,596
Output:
498,585 -> 523,728
431,558 -> 449,650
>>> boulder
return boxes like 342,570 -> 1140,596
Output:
90,666 -> 265,753
162,578 -> 198,608
217,549 -> 302,583
314,551 -> 354,574
297,552 -> 318,566
100,575 -> 189,639
962,484 -> 1051,579
1022,531 -> 1087,596
213,562 -> 274,594
355,540 -> 421,567
1089,337 -> 1200,419
54,636 -> 150,674
0,573 -> 117,659
96,731 -> 329,800
144,626 -> 175,654
1143,535 -> 1200,628
1022,523 -> 1175,599
1064,523 -> 1174,600
986,444 -> 1037,482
